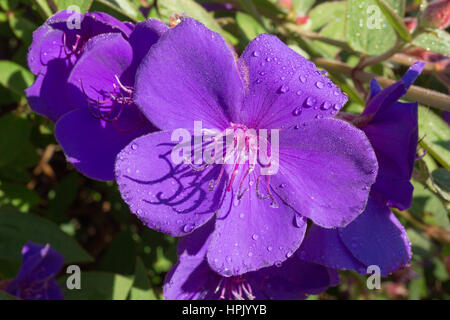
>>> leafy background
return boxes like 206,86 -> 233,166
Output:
0,0 -> 449,300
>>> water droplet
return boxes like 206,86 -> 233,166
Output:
239,213 -> 245,219
294,125 -> 300,130
183,223 -> 195,233
315,81 -> 324,89
321,101 -> 332,110
252,51 -> 260,57
275,261 -> 282,267
292,107 -> 302,116
299,75 -> 307,83
333,103 -> 340,111
259,71 -> 266,76
304,97 -> 317,108
279,183 -> 286,188
279,85 -> 289,93
252,234 -> 259,240
296,90 -> 302,96
226,256 -> 232,263
248,252 -> 253,257
267,246 -> 273,252
286,251 -> 293,258
131,143 -> 138,150
266,57 -> 271,62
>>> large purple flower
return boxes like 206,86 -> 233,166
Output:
164,220 -> 339,300
26,11 -> 166,180
299,62 -> 425,276
3,242 -> 64,300
115,18 -> 378,276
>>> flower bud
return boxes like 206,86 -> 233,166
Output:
419,0 -> 450,29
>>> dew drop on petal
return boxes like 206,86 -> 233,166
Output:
252,234 -> 259,240
321,101 -> 332,110
315,81 -> 324,89
304,97 -> 317,108
292,107 -> 302,116
252,51 -> 260,57
131,143 -> 138,150
279,85 -> 289,93
299,75 -> 307,83
183,223 -> 195,233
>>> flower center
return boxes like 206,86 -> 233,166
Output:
81,75 -> 146,132
215,276 -> 255,300
188,123 -> 279,208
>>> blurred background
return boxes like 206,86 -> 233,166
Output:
0,0 -> 448,300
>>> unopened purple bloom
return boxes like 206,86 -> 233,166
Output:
116,18 -> 378,276
299,62 -> 425,276
26,11 -> 166,180
5,242 -> 64,300
164,221 -> 339,300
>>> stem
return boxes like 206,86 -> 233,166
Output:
314,58 -> 450,112
394,209 -> 450,245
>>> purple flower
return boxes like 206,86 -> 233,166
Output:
299,62 -> 425,276
26,10 -> 133,122
26,11 -> 167,180
164,221 -> 339,300
4,242 -> 64,300
115,18 -> 378,276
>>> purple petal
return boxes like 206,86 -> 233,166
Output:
67,33 -> 134,109
368,78 -> 382,101
135,18 -> 243,131
248,255 -> 339,299
6,242 -> 64,300
55,107 -> 153,181
338,192 -> 412,276
207,173 -> 307,276
237,34 -> 347,129
25,59 -> 74,122
128,19 -> 168,74
362,102 -> 418,210
272,119 -> 378,228
115,131 -> 226,236
401,61 -> 425,88
164,258 -> 221,300
299,225 -> 367,273
27,27 -> 68,75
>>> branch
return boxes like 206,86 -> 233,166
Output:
314,58 -> 450,112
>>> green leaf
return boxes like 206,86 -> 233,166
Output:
313,19 -> 346,57
0,290 -> 18,300
410,180 -> 450,228
0,60 -> 34,97
97,230 -> 136,275
93,0 -> 143,21
236,12 -> 265,42
374,0 -> 411,42
0,207 -> 93,263
157,0 -> 229,42
432,168 -> 450,191
0,114 -> 31,167
48,173 -> 79,220
292,0 -> 315,15
8,12 -> 37,46
418,106 -> 450,168
55,0 -> 93,12
413,29 -> 450,57
130,257 -> 156,300
346,0 -> 405,55
0,182 -> 40,211
309,1 -> 346,31
61,272 -> 133,300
